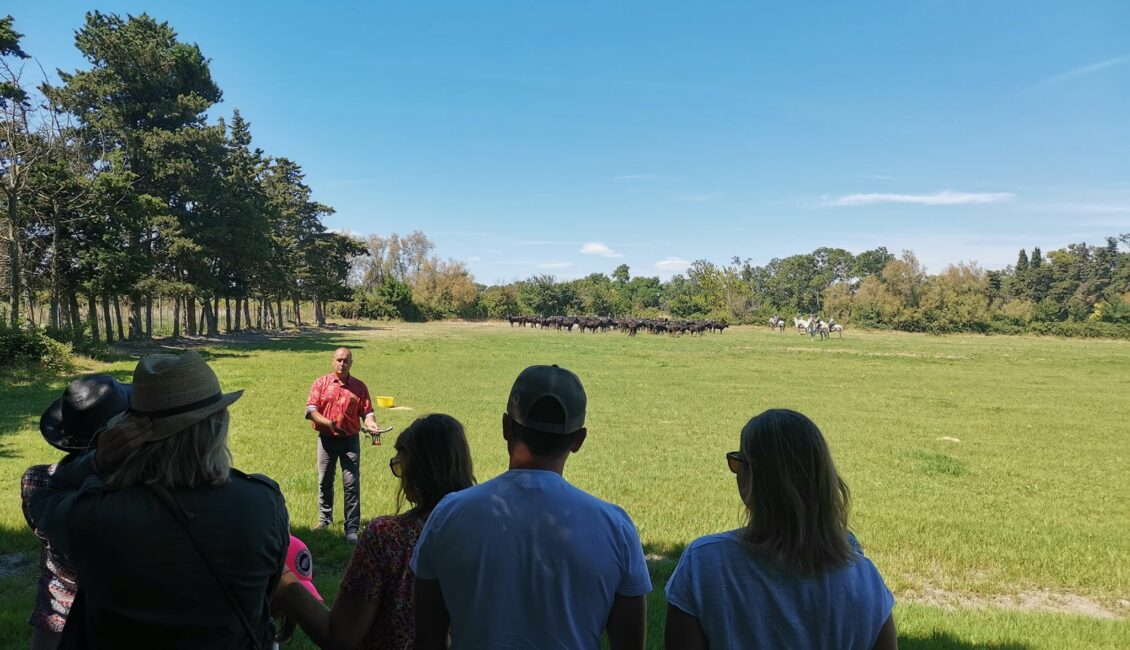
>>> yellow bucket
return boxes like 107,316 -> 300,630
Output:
376,396 -> 395,409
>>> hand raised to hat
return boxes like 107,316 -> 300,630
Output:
94,417 -> 154,474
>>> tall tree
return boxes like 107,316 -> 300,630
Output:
46,11 -> 223,337
1,15 -> 39,326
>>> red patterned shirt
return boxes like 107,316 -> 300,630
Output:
340,515 -> 423,650
306,373 -> 374,437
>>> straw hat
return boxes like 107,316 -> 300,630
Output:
109,350 -> 243,441
39,374 -> 132,452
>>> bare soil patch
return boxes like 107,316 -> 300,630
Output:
904,584 -> 1126,620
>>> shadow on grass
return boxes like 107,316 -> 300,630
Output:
900,632 -> 1030,649
109,329 -> 370,358
0,376 -> 75,449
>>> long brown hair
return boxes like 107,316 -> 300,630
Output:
738,409 -> 854,575
107,410 -> 232,489
394,414 -> 476,516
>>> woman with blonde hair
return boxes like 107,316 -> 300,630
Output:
273,413 -> 475,649
32,351 -> 289,649
665,408 -> 897,650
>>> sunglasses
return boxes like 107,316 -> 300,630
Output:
389,455 -> 403,478
726,451 -> 747,474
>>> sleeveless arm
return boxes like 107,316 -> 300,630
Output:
871,614 -> 898,650
606,593 -> 647,650
664,602 -> 708,650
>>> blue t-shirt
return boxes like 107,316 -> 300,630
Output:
412,469 -> 652,650
665,530 -> 894,650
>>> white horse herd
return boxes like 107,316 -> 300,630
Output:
768,315 -> 843,339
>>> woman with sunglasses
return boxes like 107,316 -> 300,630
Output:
665,409 -> 897,650
272,414 -> 475,649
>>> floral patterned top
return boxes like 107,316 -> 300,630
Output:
21,463 -> 79,633
341,514 -> 424,650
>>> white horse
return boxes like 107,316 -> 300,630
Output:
794,317 -> 810,334
809,319 -> 829,341
769,316 -> 785,333
830,323 -> 844,338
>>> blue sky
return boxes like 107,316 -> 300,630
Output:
8,1 -> 1129,284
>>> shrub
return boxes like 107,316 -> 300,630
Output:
0,324 -> 74,374
1025,321 -> 1130,339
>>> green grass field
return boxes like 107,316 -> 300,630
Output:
2,322 -> 1127,648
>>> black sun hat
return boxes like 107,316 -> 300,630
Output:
39,374 -> 133,452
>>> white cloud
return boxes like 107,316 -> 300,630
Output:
580,242 -> 623,258
537,262 -> 574,269
1037,55 -> 1130,86
825,191 -> 1015,207
655,257 -> 690,272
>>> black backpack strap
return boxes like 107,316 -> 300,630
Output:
145,483 -> 264,650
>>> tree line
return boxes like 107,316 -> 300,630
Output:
341,233 -> 1130,337
1,12 -> 362,346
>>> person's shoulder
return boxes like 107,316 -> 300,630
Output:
230,469 -> 284,496
567,483 -> 638,522
21,463 -> 53,484
685,530 -> 744,554
368,513 -> 414,532
674,531 -> 749,569
348,375 -> 371,392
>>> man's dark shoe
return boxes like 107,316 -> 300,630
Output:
345,532 -> 359,545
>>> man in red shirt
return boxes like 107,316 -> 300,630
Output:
306,347 -> 379,544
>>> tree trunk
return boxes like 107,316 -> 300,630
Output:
145,295 -> 153,338
199,302 -> 208,335
113,296 -> 126,341
315,297 -> 326,326
213,297 -> 221,335
186,296 -> 198,336
203,300 -> 218,336
50,210 -> 60,331
276,299 -> 284,330
244,298 -> 252,330
173,296 -> 181,338
87,293 -> 100,342
233,296 -> 242,332
225,296 -> 232,333
26,287 -> 36,327
293,297 -> 302,327
102,295 -> 114,344
129,296 -> 142,340
7,190 -> 20,328
67,290 -> 82,345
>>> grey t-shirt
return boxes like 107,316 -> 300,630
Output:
412,469 -> 652,650
666,530 -> 894,650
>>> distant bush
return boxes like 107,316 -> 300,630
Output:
44,325 -> 109,360
0,324 -> 74,374
1024,321 -> 1130,339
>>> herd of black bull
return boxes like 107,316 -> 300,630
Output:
506,314 -> 729,336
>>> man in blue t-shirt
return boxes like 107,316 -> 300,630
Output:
412,364 -> 652,650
